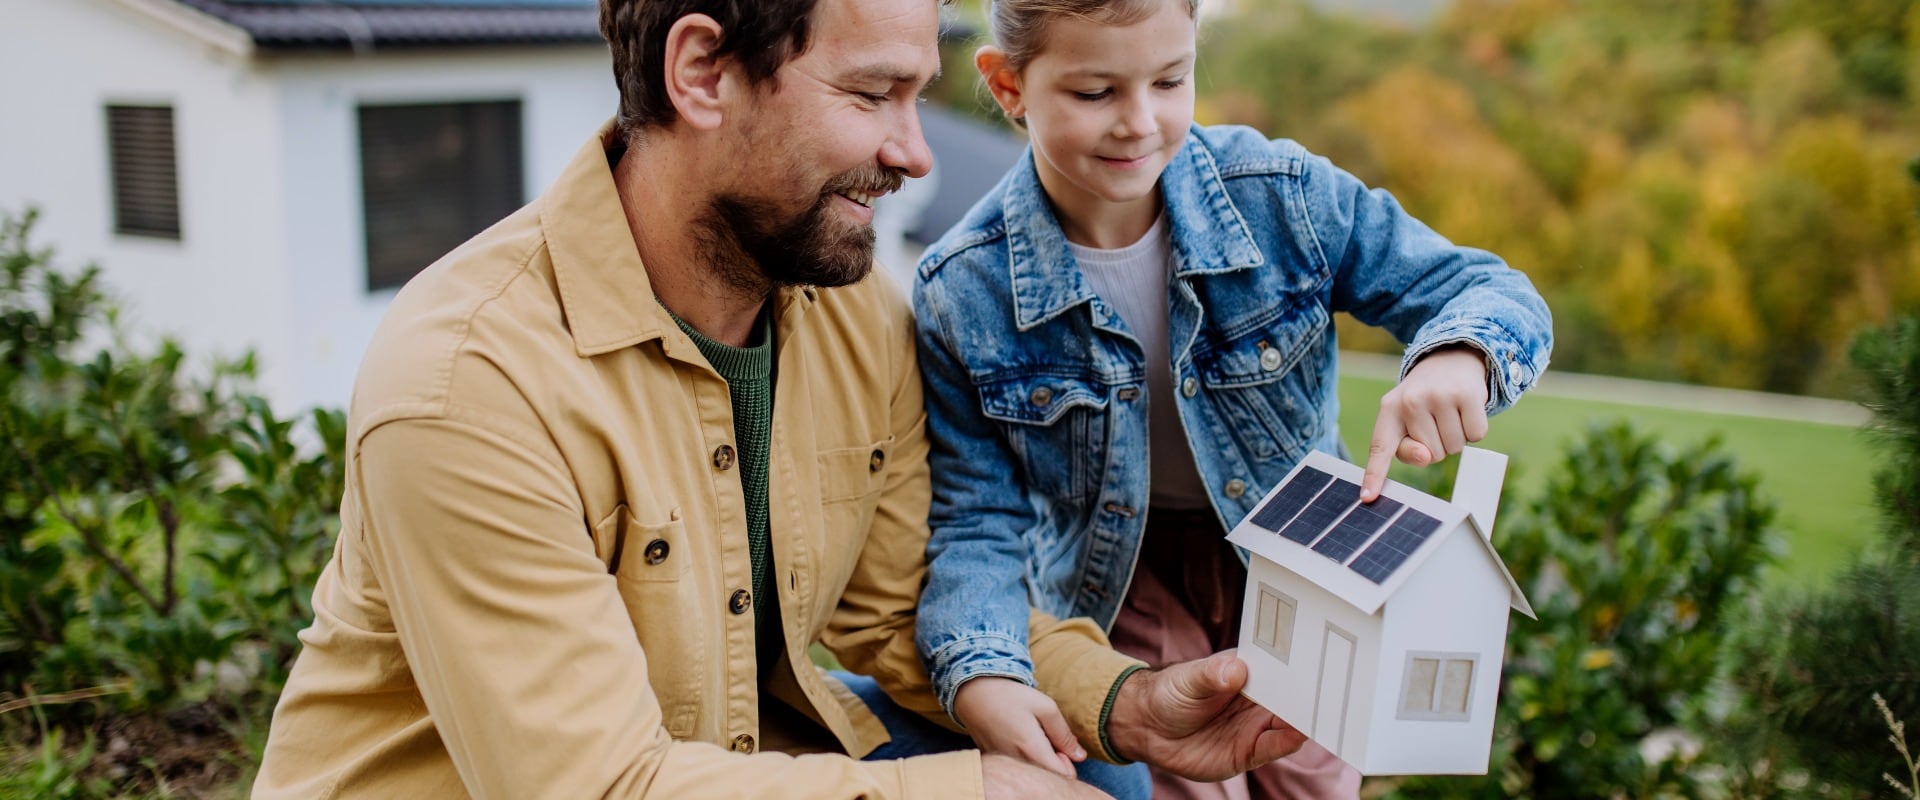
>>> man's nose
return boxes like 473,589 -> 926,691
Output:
881,105 -> 934,180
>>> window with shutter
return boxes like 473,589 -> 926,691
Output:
357,100 -> 524,292
106,105 -> 181,240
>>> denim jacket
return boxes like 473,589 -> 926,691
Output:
910,124 -> 1552,716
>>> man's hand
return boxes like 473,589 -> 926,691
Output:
955,677 -> 1085,776
981,753 -> 1113,799
1104,652 -> 1307,781
1361,345 -> 1491,501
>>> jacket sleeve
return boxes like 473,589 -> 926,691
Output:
899,277 -> 1142,753
821,280 -> 1139,762
354,415 -> 981,800
1305,151 -> 1553,414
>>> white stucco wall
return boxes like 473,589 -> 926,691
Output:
0,0 -> 291,402
0,0 -> 616,414
267,46 -> 615,413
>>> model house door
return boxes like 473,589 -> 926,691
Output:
1312,624 -> 1357,758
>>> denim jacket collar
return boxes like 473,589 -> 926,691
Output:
1002,124 -> 1265,331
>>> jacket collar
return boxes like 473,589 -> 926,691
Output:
543,121 -> 813,358
1002,124 -> 1264,332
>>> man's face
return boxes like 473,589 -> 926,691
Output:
707,0 -> 939,290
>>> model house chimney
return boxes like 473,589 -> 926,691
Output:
1450,447 -> 1508,539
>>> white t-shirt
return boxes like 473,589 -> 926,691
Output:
1069,215 -> 1211,511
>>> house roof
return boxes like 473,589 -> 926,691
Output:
164,0 -> 601,51
1227,450 -> 1534,619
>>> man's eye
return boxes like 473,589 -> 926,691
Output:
860,92 -> 889,104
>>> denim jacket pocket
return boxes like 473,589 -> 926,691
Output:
1194,302 -> 1331,462
977,373 -> 1109,502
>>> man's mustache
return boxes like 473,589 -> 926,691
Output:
824,165 -> 906,198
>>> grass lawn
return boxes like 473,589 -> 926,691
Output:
1337,374 -> 1879,588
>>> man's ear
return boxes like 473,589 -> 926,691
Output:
975,46 -> 1025,121
663,14 -> 732,130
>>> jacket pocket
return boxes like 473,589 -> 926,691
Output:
1193,302 -> 1330,462
977,373 -> 1109,502
596,504 -> 701,739
595,504 -> 691,582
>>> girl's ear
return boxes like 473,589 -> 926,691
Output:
975,46 -> 1025,121
663,13 -> 733,131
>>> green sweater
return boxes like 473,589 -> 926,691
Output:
669,308 -> 781,676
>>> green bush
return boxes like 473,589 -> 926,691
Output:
1388,422 -> 1779,799
1722,315 -> 1920,797
0,207 -> 344,793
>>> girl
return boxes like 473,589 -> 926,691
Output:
910,1 -> 1553,797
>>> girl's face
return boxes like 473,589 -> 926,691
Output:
981,1 -> 1196,230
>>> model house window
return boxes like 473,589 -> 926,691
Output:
106,105 -> 181,240
1252,583 -> 1297,663
1397,652 -> 1476,721
358,100 -> 523,291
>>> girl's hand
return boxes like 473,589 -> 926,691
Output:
1361,345 -> 1490,502
954,676 -> 1086,777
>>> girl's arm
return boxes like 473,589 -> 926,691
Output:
1310,153 -> 1553,419
912,277 -> 1050,720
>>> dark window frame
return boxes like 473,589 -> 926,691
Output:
357,99 -> 525,292
105,104 -> 183,240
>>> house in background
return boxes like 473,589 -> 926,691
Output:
0,0 -> 616,412
0,0 -> 1025,414
1227,448 -> 1534,775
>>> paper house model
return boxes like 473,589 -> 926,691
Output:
1229,447 -> 1533,776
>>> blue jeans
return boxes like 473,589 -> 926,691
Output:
833,671 -> 1150,800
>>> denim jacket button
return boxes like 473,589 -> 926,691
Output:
1030,386 -> 1054,406
1117,386 -> 1140,401
1224,479 -> 1248,499
1259,347 -> 1284,371
1181,376 -> 1199,397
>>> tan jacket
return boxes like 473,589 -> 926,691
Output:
252,125 -> 1140,800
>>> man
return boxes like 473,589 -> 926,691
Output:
253,0 -> 1305,797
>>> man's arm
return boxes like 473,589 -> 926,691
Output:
355,415 -> 977,799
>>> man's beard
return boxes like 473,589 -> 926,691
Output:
696,165 -> 905,294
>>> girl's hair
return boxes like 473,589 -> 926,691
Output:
988,0 -> 1200,73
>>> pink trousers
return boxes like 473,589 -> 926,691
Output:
1105,508 -> 1362,800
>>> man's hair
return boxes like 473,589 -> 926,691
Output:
600,0 -> 820,137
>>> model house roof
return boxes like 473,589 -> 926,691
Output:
1228,450 -> 1534,618
158,0 -> 601,51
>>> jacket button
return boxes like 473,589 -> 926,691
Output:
1181,376 -> 1199,398
729,589 -> 751,615
1259,346 -> 1284,372
1029,386 -> 1054,406
731,733 -> 755,753
1224,479 -> 1248,499
643,538 -> 669,565
869,448 -> 886,472
1117,386 -> 1140,401
712,444 -> 735,471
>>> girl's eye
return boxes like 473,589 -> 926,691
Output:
1072,89 -> 1111,101
1156,77 -> 1188,90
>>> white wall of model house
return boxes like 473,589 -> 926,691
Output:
0,0 -> 617,413
1230,448 -> 1529,775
